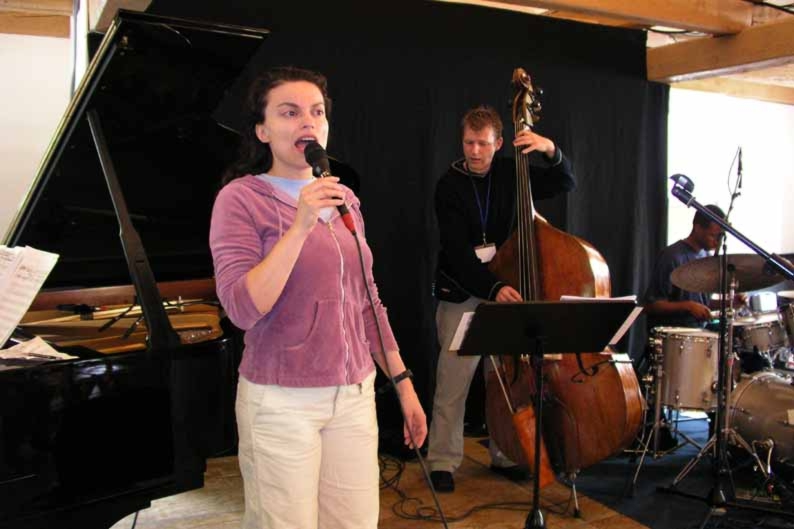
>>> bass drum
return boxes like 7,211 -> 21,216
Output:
730,371 -> 794,483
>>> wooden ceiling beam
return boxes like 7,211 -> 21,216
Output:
0,11 -> 68,37
487,0 -> 752,34
433,0 -> 547,15
675,77 -> 794,106
89,0 -> 151,32
0,0 -> 70,37
542,10 -> 645,29
648,17 -> 794,83
0,0 -> 72,16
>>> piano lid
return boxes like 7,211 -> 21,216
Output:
3,10 -> 268,290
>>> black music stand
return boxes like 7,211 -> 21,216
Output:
459,300 -> 637,529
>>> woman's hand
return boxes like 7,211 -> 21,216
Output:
513,129 -> 556,157
397,384 -> 427,449
293,176 -> 346,233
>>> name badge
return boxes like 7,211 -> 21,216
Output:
474,243 -> 496,263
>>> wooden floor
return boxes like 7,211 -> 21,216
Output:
110,437 -> 647,529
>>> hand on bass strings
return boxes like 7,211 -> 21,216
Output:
495,284 -> 523,303
294,176 -> 346,233
513,129 -> 556,157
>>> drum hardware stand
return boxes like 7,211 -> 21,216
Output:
625,348 -> 704,497
664,274 -> 764,488
665,175 -> 794,526
659,262 -> 776,525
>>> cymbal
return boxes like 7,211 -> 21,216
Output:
671,254 -> 785,293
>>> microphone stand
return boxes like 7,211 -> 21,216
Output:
670,175 -> 794,282
665,175 -> 794,525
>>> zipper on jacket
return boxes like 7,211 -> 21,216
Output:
327,222 -> 351,384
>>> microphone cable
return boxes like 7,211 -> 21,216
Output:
716,146 -> 742,256
344,224 -> 451,529
724,145 -> 742,220
306,141 -> 446,526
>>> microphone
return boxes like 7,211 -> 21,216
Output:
669,173 -> 694,192
304,141 -> 356,234
669,173 -> 695,206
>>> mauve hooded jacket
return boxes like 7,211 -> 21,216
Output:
209,175 -> 398,387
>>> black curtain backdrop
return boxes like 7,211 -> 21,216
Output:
148,0 -> 669,432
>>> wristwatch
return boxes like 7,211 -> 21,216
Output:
391,369 -> 413,385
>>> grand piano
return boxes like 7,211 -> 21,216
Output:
0,11 -> 268,529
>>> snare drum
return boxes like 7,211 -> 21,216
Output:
651,327 -> 719,410
733,312 -> 788,353
729,371 -> 794,482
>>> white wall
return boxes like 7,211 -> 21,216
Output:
0,34 -> 71,240
668,88 -> 794,255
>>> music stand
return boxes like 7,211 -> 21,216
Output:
459,300 -> 637,529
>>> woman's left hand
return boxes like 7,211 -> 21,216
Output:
398,385 -> 427,449
513,129 -> 556,157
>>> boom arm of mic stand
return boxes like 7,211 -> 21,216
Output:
670,182 -> 794,281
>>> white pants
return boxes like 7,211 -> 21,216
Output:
427,297 -> 513,473
236,371 -> 379,529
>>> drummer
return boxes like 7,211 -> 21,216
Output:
636,206 -> 726,444
643,204 -> 726,332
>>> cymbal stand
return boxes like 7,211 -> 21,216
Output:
626,343 -> 702,496
658,271 -> 787,527
667,176 -> 794,524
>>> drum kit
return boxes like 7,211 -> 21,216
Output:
630,254 -> 794,506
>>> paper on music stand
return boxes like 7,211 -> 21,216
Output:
558,295 -> 642,346
448,311 -> 475,352
606,306 -> 643,345
559,294 -> 637,302
0,246 -> 23,284
0,245 -> 59,347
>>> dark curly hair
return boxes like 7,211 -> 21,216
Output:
693,204 -> 725,228
222,66 -> 332,185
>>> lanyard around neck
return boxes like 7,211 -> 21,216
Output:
468,171 -> 492,245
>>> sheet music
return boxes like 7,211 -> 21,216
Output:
0,246 -> 59,347
559,295 -> 642,345
448,311 -> 475,352
559,294 -> 638,302
0,245 -> 23,286
607,306 -> 643,345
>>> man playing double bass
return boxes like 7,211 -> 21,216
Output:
428,105 -> 575,492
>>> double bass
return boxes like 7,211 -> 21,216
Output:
484,69 -> 643,482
